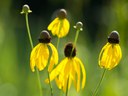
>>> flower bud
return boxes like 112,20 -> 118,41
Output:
21,4 -> 32,14
74,22 -> 83,31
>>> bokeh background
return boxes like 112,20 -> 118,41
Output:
0,0 -> 128,96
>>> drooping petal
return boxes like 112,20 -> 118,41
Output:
99,43 -> 110,69
48,43 -> 58,72
30,43 -> 49,72
62,19 -> 70,37
58,19 -> 70,38
62,59 -> 71,91
99,42 -> 122,70
73,58 -> 81,92
109,44 -> 122,69
48,18 -> 59,30
55,78 -> 62,89
30,44 -> 40,72
62,75 -> 68,93
70,60 -> 77,90
45,58 -> 68,83
38,44 -> 49,70
75,57 -> 86,89
48,17 -> 70,38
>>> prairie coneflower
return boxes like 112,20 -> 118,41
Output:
92,31 -> 122,96
45,42 -> 86,93
30,30 -> 58,72
48,9 -> 70,38
99,31 -> 122,70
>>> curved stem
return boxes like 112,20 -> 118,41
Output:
25,13 -> 43,96
92,69 -> 107,96
25,13 -> 33,49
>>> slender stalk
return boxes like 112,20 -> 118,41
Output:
47,45 -> 54,96
70,29 -> 80,57
48,71 -> 53,96
56,37 -> 60,50
92,69 -> 107,96
25,13 -> 33,49
74,29 -> 80,46
66,77 -> 69,96
36,67 -> 43,96
25,13 -> 43,96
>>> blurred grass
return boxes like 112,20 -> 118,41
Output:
0,0 -> 128,96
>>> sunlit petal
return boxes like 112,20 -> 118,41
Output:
99,42 -> 122,70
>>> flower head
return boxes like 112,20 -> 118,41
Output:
47,9 -> 70,38
30,30 -> 58,72
99,31 -> 122,70
21,4 -> 32,14
45,42 -> 86,92
74,21 -> 83,31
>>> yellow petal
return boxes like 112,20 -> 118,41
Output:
55,78 -> 62,89
30,44 -> 41,72
62,76 -> 68,93
49,43 -> 58,64
62,19 -> 70,36
70,61 -> 77,90
30,43 -> 50,72
38,44 -> 49,71
76,57 -> 86,89
48,43 -> 58,72
73,58 -> 81,92
99,43 -> 110,69
99,43 -> 122,70
46,58 -> 68,82
58,19 -> 70,38
48,18 -> 59,30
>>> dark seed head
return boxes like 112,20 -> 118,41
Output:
38,30 -> 51,43
64,42 -> 76,58
108,31 -> 120,44
57,9 -> 67,19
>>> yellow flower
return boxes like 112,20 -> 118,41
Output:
48,9 -> 70,38
30,30 -> 58,72
45,42 -> 86,92
99,31 -> 122,70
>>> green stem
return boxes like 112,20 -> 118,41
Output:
48,72 -> 53,96
66,77 -> 69,96
25,13 -> 33,49
70,29 -> 80,57
56,37 -> 60,50
92,69 -> 107,96
74,29 -> 80,46
36,67 -> 43,96
25,13 -> 43,96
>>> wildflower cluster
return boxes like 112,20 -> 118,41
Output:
21,4 -> 122,96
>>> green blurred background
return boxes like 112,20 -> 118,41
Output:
0,0 -> 128,96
